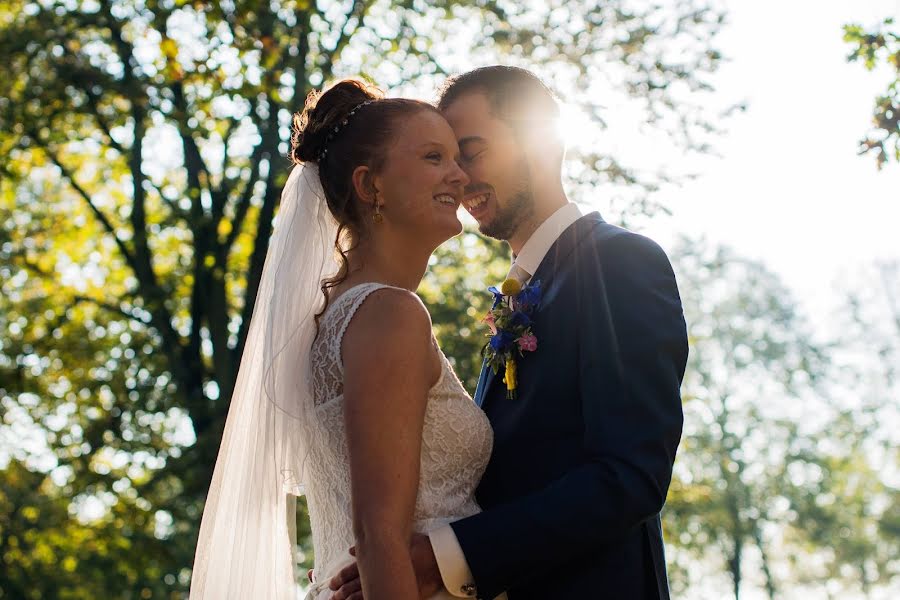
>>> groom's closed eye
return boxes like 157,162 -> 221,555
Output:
460,149 -> 486,164
458,137 -> 487,160
459,144 -> 487,165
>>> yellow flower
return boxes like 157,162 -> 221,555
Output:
504,357 -> 518,399
500,278 -> 522,296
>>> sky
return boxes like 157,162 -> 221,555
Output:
627,0 -> 900,324
595,4 -> 900,596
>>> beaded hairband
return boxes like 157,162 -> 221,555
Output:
317,100 -> 377,161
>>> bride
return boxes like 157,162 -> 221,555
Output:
189,79 -> 496,599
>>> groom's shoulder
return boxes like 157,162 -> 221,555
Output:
578,215 -> 672,268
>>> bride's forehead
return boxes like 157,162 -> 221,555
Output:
390,112 -> 457,147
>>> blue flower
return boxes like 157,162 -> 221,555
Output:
508,311 -> 531,328
515,280 -> 542,308
489,330 -> 516,351
487,285 -> 505,309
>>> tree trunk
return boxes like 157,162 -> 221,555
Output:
752,519 -> 777,599
728,536 -> 742,600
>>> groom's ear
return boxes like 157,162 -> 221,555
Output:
351,165 -> 377,206
507,113 -> 564,169
517,125 -> 563,177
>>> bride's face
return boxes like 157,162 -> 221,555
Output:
372,110 -> 469,248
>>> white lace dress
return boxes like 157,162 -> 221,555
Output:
303,283 -> 494,600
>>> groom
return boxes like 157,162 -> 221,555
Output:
330,66 -> 688,600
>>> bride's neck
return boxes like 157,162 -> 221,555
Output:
344,235 -> 430,292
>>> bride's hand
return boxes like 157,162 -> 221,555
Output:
328,534 -> 443,600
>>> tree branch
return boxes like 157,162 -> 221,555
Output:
38,139 -> 138,272
34,85 -> 193,402
211,115 -> 242,222
145,178 -> 186,220
98,0 -> 144,94
171,82 -> 214,217
72,295 -> 149,324
233,123 -> 281,362
222,138 -> 265,251
320,0 -> 374,83
14,250 -> 150,326
293,8 -> 312,104
79,78 -> 127,156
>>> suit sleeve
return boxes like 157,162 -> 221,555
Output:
450,232 -> 688,599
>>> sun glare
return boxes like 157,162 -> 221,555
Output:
556,102 -> 600,150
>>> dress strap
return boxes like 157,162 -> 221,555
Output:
327,282 -> 407,373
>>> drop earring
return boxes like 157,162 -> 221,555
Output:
372,200 -> 384,224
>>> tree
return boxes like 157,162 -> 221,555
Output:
0,0 -> 729,595
663,237 -> 827,600
663,239 -> 899,600
781,411 -> 898,599
844,18 -> 900,168
797,261 -> 900,597
418,229 -> 510,392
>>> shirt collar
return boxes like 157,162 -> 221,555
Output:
510,202 -> 583,280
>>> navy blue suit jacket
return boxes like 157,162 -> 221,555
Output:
452,212 -> 688,600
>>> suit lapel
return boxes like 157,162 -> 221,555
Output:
529,211 -> 605,286
474,357 -> 492,407
475,212 -> 606,409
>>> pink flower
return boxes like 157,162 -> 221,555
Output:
517,333 -> 537,352
483,312 -> 497,334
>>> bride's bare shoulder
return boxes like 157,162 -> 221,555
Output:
341,286 -> 440,397
341,286 -> 433,357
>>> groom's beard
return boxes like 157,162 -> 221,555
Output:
479,158 -> 535,242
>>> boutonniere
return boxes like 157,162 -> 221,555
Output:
481,278 -> 542,399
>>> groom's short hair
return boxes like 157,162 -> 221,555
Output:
438,66 -> 561,141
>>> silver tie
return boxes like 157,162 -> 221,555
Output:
505,263 -> 531,285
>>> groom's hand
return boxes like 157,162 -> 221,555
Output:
329,533 -> 443,600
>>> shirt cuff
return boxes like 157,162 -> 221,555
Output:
428,525 -> 478,598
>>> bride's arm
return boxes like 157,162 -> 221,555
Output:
341,288 -> 441,600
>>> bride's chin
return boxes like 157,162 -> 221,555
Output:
444,217 -> 463,238
432,224 -> 462,249
423,213 -> 463,246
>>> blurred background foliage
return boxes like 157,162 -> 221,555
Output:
0,0 -> 896,598
843,17 -> 899,169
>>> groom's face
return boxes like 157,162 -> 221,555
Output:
442,92 -> 534,241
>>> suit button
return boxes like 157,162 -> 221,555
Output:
460,582 -> 476,596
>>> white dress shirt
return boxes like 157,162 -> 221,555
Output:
427,202 -> 584,598
506,202 -> 584,283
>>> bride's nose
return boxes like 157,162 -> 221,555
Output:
447,159 -> 470,188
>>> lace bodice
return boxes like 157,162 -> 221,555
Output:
304,283 -> 493,597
